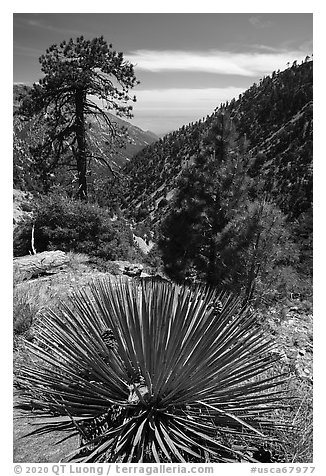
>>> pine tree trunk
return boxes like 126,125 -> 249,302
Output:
207,237 -> 218,286
75,89 -> 87,200
244,231 -> 262,306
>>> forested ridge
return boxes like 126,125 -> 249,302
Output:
124,59 -> 312,223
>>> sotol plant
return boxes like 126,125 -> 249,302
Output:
15,278 -> 289,462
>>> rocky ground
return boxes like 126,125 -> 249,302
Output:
263,301 -> 313,383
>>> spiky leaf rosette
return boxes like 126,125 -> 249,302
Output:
15,278 -> 288,462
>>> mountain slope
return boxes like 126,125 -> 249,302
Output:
123,60 -> 312,226
86,110 -> 159,169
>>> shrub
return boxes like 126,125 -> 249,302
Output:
15,278 -> 288,463
13,194 -> 142,262
157,197 -> 168,209
87,258 -> 122,275
13,285 -> 36,340
13,274 -> 51,344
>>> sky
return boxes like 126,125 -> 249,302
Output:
13,13 -> 312,135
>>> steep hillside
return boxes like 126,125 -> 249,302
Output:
85,110 -> 159,169
13,84 -> 158,192
123,60 -> 312,227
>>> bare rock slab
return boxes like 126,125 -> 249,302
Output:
14,250 -> 70,279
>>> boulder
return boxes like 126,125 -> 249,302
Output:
109,261 -> 144,277
14,250 -> 70,280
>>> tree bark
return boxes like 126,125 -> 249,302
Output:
243,231 -> 262,306
75,89 -> 88,200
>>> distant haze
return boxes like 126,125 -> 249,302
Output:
14,13 -> 312,135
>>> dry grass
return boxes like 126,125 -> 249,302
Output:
270,375 -> 313,463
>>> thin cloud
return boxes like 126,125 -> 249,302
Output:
128,49 -> 307,76
13,44 -> 44,58
25,19 -> 42,27
16,16 -> 85,37
133,87 -> 245,113
249,16 -> 273,29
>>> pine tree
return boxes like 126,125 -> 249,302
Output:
158,113 -> 252,286
18,36 -> 138,199
218,199 -> 300,304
